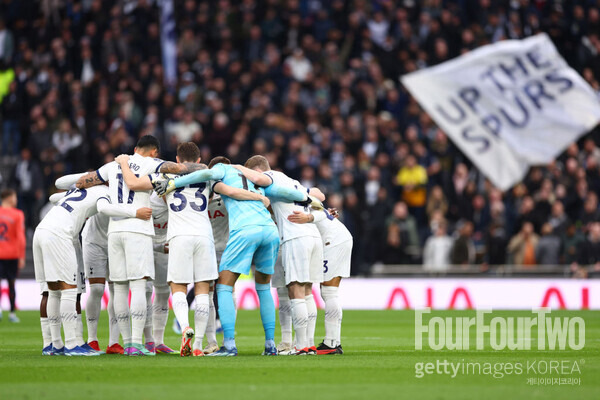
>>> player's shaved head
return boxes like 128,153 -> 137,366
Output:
209,156 -> 231,168
245,155 -> 271,171
176,142 -> 201,163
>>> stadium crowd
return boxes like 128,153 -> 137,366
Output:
1,0 -> 600,275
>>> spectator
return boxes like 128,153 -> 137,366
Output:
548,201 -> 570,236
507,222 -> 539,266
425,185 -> 448,222
384,201 -> 419,264
284,48 -> 313,82
423,219 -> 452,272
484,222 -> 507,266
0,19 -> 14,63
576,221 -> 600,269
10,148 -> 43,231
1,80 -> 21,156
536,223 -> 562,265
396,154 -> 428,223
563,223 -> 585,265
450,220 -> 475,265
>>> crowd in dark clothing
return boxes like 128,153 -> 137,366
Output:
1,0 -> 600,275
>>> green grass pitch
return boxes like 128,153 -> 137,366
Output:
0,310 -> 598,399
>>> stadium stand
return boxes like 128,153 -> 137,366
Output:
1,0 -> 600,277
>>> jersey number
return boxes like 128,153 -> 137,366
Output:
323,260 -> 329,274
60,189 -> 88,213
238,173 -> 260,192
116,173 -> 138,204
0,222 -> 7,241
170,183 -> 207,212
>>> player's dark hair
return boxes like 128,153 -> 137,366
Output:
177,142 -> 201,162
1,188 -> 16,200
209,156 -> 231,168
245,155 -> 271,171
136,135 -> 160,153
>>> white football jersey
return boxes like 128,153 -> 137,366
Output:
208,194 -> 229,253
150,192 -> 168,243
37,186 -> 111,240
162,177 -> 214,242
314,210 -> 353,247
264,170 -> 320,243
82,213 -> 109,248
96,153 -> 164,236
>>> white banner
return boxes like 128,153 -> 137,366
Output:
401,33 -> 600,190
5,278 -> 599,311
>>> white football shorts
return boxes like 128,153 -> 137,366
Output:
323,239 -> 353,282
167,235 -> 218,284
281,236 -> 323,285
33,228 -> 78,286
153,248 -> 169,288
83,240 -> 108,280
108,231 -> 155,282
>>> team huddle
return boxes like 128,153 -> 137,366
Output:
33,135 -> 353,357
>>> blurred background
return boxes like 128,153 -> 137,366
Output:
1,0 -> 600,287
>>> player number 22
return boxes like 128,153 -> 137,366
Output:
60,188 -> 88,213
170,183 -> 207,212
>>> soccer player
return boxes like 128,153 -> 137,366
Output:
0,189 -> 25,323
33,184 -> 152,356
202,161 -> 230,355
75,135 -> 202,356
154,156 -> 316,356
54,174 -> 122,354
81,214 -> 124,354
144,192 -> 174,354
237,156 -> 324,355
288,207 -> 353,354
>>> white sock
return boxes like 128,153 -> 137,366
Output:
107,282 -> 120,346
86,283 -> 104,343
130,279 -> 147,344
305,294 -> 317,348
172,291 -> 189,329
40,317 -> 52,348
144,287 -> 154,344
153,287 -> 170,345
76,312 -> 85,346
193,294 -> 210,351
47,290 -> 64,349
321,286 -> 342,347
113,282 -> 132,345
204,291 -> 217,347
290,298 -> 308,349
60,289 -> 79,349
277,288 -> 292,344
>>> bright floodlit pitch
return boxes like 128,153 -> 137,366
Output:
0,310 -> 598,400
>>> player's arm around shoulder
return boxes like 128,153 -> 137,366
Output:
116,154 -> 154,190
232,165 -> 273,187
76,171 -> 104,189
214,181 -> 270,208
158,160 -> 205,175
